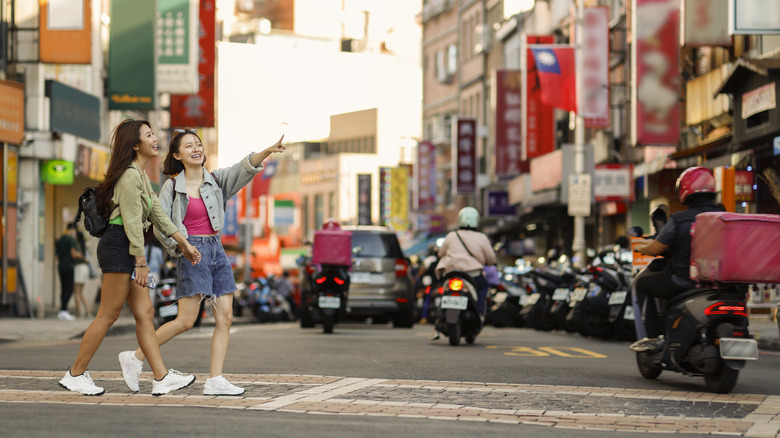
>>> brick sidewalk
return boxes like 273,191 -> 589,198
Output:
1,370 -> 779,436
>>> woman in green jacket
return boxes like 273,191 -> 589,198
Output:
60,120 -> 201,396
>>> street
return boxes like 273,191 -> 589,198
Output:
1,321 -> 780,437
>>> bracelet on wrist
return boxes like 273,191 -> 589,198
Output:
135,264 -> 148,268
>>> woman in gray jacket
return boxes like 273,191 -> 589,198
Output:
118,128 -> 284,396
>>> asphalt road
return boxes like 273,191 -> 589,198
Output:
1,321 -> 779,437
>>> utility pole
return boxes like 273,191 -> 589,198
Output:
572,0 -> 587,266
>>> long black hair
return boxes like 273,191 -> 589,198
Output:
97,120 -> 151,218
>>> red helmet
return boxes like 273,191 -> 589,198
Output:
676,167 -> 715,204
322,218 -> 341,230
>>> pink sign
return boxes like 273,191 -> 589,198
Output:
632,0 -> 680,146
583,6 -> 610,127
417,141 -> 436,209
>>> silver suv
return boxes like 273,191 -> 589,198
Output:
341,225 -> 416,328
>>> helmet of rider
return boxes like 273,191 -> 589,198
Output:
457,206 -> 480,229
676,166 -> 715,204
322,218 -> 341,230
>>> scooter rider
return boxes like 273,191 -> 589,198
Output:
629,167 -> 725,352
431,207 -> 496,339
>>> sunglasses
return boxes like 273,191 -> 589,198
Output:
173,128 -> 198,135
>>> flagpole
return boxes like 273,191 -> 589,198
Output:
573,0 -> 587,267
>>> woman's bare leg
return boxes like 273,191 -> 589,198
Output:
210,294 -> 235,377
134,295 -> 201,362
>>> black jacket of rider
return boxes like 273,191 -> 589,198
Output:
656,196 -> 725,284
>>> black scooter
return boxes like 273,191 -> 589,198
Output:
309,265 -> 350,334
628,211 -> 758,393
434,271 -> 482,346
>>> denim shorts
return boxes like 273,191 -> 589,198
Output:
97,225 -> 134,274
177,235 -> 237,298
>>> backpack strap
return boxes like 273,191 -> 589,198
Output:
455,231 -> 476,259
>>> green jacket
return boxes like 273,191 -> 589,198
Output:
109,162 -> 179,257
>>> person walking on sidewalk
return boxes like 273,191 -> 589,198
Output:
55,224 -> 82,321
60,120 -> 202,396
73,227 -> 93,319
118,128 -> 285,396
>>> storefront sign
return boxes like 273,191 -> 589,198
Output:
39,0 -> 92,64
46,80 -> 101,141
582,6 -> 610,127
453,118 -> 477,195
494,70 -> 527,176
357,173 -> 372,225
0,80 -> 24,144
683,0 -> 731,46
41,160 -> 74,185
742,83 -> 776,119
485,190 -> 516,217
735,170 -> 754,202
631,0 -> 680,146
170,0 -> 216,127
157,0 -> 198,94
389,166 -> 409,231
108,0 -> 156,110
416,141 -> 436,209
594,164 -> 634,202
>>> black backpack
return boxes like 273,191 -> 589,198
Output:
72,187 -> 109,238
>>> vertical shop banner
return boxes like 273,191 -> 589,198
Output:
631,0 -> 680,146
39,0 -> 91,64
583,6 -> 610,127
379,167 -> 391,226
157,0 -> 199,94
357,173 -> 372,225
416,141 -> 436,209
108,0 -> 156,110
494,70 -> 528,177
734,170 -> 754,202
524,35 -> 555,160
453,118 -> 477,195
170,0 -> 216,127
0,80 -> 24,144
389,166 -> 409,231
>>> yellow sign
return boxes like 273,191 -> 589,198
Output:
389,166 -> 409,230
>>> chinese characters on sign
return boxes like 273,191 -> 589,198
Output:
495,70 -> 528,176
454,118 -> 477,195
583,6 -> 610,127
357,174 -> 372,225
417,141 -> 437,209
594,164 -> 634,202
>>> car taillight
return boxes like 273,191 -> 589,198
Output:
334,277 -> 345,285
395,258 -> 408,277
315,277 -> 327,284
395,298 -> 408,303
448,278 -> 464,291
704,302 -> 747,317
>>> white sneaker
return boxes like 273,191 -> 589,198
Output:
203,376 -> 245,396
118,351 -> 143,392
58,310 -> 75,321
152,369 -> 195,396
59,370 -> 105,396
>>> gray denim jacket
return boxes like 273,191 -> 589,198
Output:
154,153 -> 263,257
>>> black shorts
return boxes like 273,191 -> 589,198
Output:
97,224 -> 135,274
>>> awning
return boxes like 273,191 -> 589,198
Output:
715,58 -> 780,96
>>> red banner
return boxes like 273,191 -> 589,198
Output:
632,0 -> 680,146
170,0 -> 215,127
525,35 -> 555,159
417,141 -> 436,209
583,6 -> 610,127
494,70 -> 528,177
454,119 -> 477,195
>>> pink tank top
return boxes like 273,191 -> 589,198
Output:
183,197 -> 217,235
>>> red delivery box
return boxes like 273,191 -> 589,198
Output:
311,229 -> 353,266
690,212 -> 780,283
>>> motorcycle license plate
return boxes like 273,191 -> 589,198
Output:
608,291 -> 628,305
159,304 -> 178,318
552,288 -> 570,301
318,296 -> 341,309
719,338 -> 758,361
440,295 -> 468,310
571,288 -> 587,302
525,293 -> 541,305
623,305 -> 635,320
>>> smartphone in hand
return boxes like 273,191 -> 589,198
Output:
131,271 -> 158,289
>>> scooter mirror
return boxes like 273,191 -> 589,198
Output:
627,226 -> 644,237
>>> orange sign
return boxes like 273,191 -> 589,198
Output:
631,236 -> 660,276
39,0 -> 92,64
0,80 -> 24,144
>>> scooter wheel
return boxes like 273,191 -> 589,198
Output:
704,361 -> 739,394
635,352 -> 663,379
447,322 -> 461,346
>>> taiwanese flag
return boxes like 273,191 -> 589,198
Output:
530,45 -> 577,113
